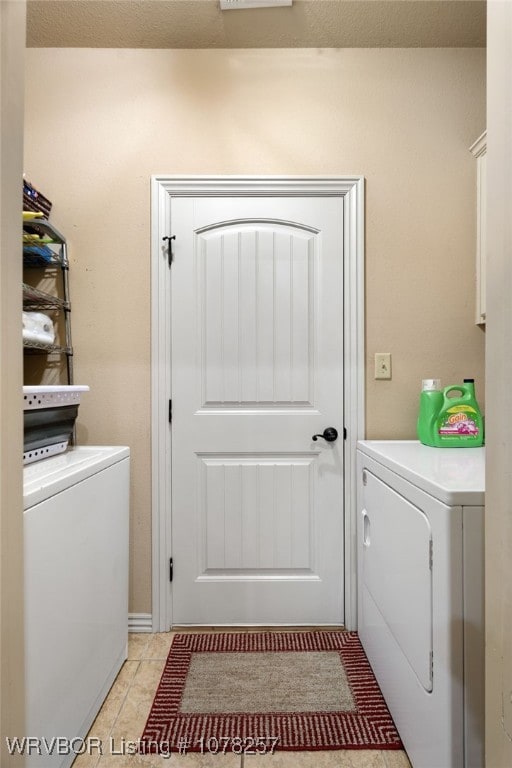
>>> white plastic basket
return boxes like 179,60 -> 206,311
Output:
23,385 -> 90,411
24,441 -> 69,466
23,385 -> 90,465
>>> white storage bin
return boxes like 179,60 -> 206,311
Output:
23,385 -> 89,464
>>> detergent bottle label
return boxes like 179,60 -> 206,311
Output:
438,405 -> 479,437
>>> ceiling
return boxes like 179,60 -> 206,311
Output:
26,0 -> 486,48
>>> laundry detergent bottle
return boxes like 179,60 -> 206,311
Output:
434,378 -> 484,447
417,379 -> 443,447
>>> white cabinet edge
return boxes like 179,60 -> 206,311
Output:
470,130 -> 487,159
469,130 -> 487,325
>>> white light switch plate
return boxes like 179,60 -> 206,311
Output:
375,352 -> 392,380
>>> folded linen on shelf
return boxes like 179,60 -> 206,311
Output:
22,311 -> 55,346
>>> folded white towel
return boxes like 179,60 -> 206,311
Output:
22,312 -> 55,345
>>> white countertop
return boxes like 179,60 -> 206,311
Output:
23,446 -> 130,509
357,440 -> 485,506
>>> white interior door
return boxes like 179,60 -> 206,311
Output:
170,196 -> 345,625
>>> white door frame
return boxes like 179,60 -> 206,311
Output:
151,176 -> 365,632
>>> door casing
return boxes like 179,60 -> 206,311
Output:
151,176 -> 365,632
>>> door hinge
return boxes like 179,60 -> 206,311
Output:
343,427 -> 347,440
162,235 -> 176,266
169,557 -> 174,583
429,539 -> 433,570
168,399 -> 172,423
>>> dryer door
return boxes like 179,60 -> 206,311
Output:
361,469 -> 433,691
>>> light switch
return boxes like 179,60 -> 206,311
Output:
375,352 -> 392,380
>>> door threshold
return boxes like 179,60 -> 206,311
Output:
170,624 -> 347,632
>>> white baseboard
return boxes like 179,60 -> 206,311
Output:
128,613 -> 153,633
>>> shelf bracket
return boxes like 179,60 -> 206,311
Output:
162,235 -> 176,266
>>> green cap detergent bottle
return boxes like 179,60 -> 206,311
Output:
417,378 -> 484,447
417,379 -> 443,447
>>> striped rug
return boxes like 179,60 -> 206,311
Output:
140,631 -> 402,754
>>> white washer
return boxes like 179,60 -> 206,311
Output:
357,440 -> 484,768
24,446 -> 130,768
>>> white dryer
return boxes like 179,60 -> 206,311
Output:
357,440 -> 484,768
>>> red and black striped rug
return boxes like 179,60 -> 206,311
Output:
140,631 -> 402,754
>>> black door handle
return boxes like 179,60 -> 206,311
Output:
312,427 -> 338,443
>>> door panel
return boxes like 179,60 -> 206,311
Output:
171,197 -> 344,624
199,224 -> 314,407
199,455 -> 313,573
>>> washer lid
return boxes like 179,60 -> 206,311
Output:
357,440 -> 485,506
23,445 -> 129,509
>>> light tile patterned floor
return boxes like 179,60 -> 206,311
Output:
73,632 -> 412,768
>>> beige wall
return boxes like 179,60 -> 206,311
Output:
486,1 -> 512,765
1,1 -> 26,762
24,48 -> 485,614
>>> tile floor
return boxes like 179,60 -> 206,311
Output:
73,631 -> 412,768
